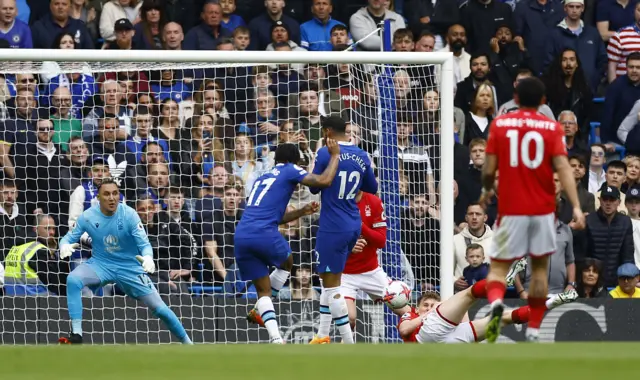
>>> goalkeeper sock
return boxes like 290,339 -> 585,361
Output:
256,296 -> 282,341
67,273 -> 85,336
153,305 -> 193,345
325,287 -> 354,344
269,269 -> 290,298
317,289 -> 332,338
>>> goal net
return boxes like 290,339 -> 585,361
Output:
0,49 -> 453,344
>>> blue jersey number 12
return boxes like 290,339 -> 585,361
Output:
247,177 -> 276,206
338,170 -> 360,200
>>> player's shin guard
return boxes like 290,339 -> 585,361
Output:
269,269 -> 290,298
67,274 -> 85,336
325,287 -> 354,344
256,296 -> 282,342
317,290 -> 332,338
153,305 -> 193,345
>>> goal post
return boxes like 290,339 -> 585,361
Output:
0,49 -> 454,343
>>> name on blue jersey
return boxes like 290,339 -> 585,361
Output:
340,153 -> 367,171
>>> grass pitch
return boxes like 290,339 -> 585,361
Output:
1,343 -> 637,380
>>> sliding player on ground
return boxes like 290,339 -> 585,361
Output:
398,276 -> 578,343
339,191 -> 410,341
58,178 -> 192,344
238,141 -> 341,344
309,115 -> 378,344
479,77 -> 584,342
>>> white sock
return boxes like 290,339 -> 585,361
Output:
317,289 -> 332,338
325,287 -> 354,344
269,269 -> 290,297
256,296 -> 282,341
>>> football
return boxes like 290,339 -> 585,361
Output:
383,280 -> 412,309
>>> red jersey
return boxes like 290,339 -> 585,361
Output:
398,307 -> 421,343
485,110 -> 567,216
343,192 -> 387,274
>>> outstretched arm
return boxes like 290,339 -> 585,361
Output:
280,202 -> 320,225
398,317 -> 422,340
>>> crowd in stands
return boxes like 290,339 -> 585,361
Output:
0,0 -> 640,300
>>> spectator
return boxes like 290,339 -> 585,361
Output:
44,71 -> 97,119
584,185 -> 634,287
625,184 -> 640,267
488,24 -> 528,92
452,203 -> 493,290
133,141 -> 171,193
596,0 -> 636,42
568,154 -> 596,212
460,0 -> 512,54
232,25 -> 250,50
248,0 -> 300,51
606,4 -> 640,83
542,48 -> 592,139
414,30 -> 435,53
86,115 -> 135,190
123,105 -> 170,164
83,80 -> 132,140
456,138 -> 485,217
560,110 -> 589,158
299,63 -> 343,116
623,156 -> 640,191
220,0 -> 245,32
32,0 -> 94,49
406,0 -> 460,50
104,18 -> 138,49
281,265 -> 318,300
516,201 -> 576,297
60,136 -> 90,192
132,0 -> 164,50
2,214 -> 70,295
194,163 -> 227,218
349,0 -> 405,52
191,113 -> 227,187
588,143 -> 607,193
266,20 -> 306,55
0,179 -> 28,262
436,24 -> 470,86
329,23 -> 348,49
462,244 -> 489,287
163,0 -> 199,34
67,156 -> 114,229
544,0 -> 607,91
99,0 -> 141,43
397,113 -> 436,200
462,82 -> 495,146
153,98 -> 193,179
278,203 -> 313,265
50,86 -> 82,153
183,1 -> 231,51
576,258 -> 608,297
513,0 -> 565,76
609,263 -> 640,298
602,53 -> 640,152
69,0 -> 99,42
230,133 -> 266,196
0,0 -> 32,48
150,69 -> 193,103
497,69 -> 556,119
454,53 -> 504,115
244,88 -> 285,147
40,32 -> 93,87
594,160 -> 629,213
296,86 -> 323,150
140,162 -> 170,209
162,21 -> 183,50
300,0 -> 348,52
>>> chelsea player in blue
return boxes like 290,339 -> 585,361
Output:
310,115 -> 378,344
58,178 -> 192,344
236,140 -> 341,344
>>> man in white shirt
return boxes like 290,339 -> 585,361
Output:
588,144 -> 607,194
436,24 -> 470,86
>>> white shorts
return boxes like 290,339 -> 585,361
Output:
341,268 -> 390,301
488,212 -> 556,261
415,305 -> 478,344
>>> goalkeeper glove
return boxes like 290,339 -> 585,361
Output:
59,243 -> 80,259
136,255 -> 156,274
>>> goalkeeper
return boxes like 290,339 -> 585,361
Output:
58,178 -> 192,345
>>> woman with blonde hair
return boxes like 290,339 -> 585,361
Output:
463,81 -> 495,146
232,133 -> 268,196
623,155 -> 640,193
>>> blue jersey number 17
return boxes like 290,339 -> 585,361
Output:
247,177 -> 276,206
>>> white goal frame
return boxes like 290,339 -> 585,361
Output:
0,49 -> 455,300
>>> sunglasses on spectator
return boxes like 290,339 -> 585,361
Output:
591,151 -> 604,157
38,128 -> 53,133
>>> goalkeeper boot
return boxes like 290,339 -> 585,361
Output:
505,258 -> 527,287
547,289 -> 578,310
309,335 -> 330,344
58,333 -> 83,345
247,308 -> 265,327
485,300 -> 504,344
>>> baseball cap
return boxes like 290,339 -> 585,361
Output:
627,184 -> 640,201
114,18 -> 134,32
617,263 -> 639,278
600,186 -> 621,200
91,155 -> 107,166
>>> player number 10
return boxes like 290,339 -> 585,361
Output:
506,129 -> 544,169
338,170 -> 360,200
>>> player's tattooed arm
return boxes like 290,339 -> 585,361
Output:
301,138 -> 341,188
280,202 -> 320,224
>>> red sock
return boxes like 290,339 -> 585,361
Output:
527,297 -> 547,329
471,279 -> 487,298
485,281 -> 506,304
511,306 -> 530,324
